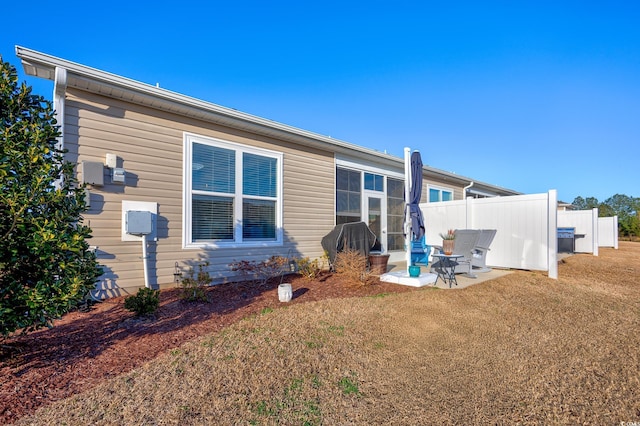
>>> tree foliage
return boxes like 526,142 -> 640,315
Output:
571,196 -> 600,211
571,194 -> 640,237
0,58 -> 102,337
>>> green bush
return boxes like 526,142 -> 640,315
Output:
296,257 -> 322,281
124,288 -> 160,316
179,262 -> 211,302
0,58 -> 102,337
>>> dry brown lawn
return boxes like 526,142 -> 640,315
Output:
13,242 -> 640,425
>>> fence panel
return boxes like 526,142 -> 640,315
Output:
421,191 -> 557,277
557,209 -> 598,255
422,200 -> 467,246
598,216 -> 618,248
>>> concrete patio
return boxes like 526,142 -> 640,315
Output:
382,261 -> 513,290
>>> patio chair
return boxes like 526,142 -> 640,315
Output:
471,229 -> 497,273
410,235 -> 431,266
431,229 -> 481,277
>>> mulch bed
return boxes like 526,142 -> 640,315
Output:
0,273 -> 417,424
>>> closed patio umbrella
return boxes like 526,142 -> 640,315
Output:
408,150 -> 425,240
403,148 -> 425,273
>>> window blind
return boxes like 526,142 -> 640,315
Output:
243,153 -> 277,197
243,199 -> 276,239
192,195 -> 234,241
192,143 -> 235,193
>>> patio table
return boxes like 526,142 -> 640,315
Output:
432,254 -> 463,288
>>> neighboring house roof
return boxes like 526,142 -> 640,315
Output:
557,201 -> 576,211
15,45 -> 520,197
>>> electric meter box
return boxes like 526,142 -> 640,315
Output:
125,210 -> 153,235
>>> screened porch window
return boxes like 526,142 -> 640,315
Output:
185,134 -> 282,247
336,167 -> 361,225
386,177 -> 405,251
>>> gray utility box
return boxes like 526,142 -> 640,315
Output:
125,210 -> 153,235
82,161 -> 104,186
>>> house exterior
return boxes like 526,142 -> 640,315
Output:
16,46 -> 520,297
557,201 -> 576,211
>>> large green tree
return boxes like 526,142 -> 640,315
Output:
1,58 -> 102,337
572,194 -> 640,237
606,194 -> 640,237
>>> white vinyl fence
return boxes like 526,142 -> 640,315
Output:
557,210 -> 620,252
557,209 -> 599,255
421,190 -> 558,279
598,216 -> 619,249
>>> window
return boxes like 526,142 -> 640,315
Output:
364,172 -> 384,191
429,186 -> 453,202
336,168 -> 361,225
184,134 -> 282,247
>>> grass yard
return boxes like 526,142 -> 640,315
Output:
12,242 -> 640,425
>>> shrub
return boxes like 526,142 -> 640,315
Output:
124,288 -> 160,316
0,58 -> 102,337
179,262 -> 212,302
229,256 -> 288,285
334,250 -> 373,286
296,257 -> 322,281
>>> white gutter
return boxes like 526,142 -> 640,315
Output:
463,181 -> 474,199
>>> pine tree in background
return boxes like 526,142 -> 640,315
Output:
0,57 -> 102,337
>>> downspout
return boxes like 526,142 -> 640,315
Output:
53,67 -> 67,188
463,181 -> 474,200
463,181 -> 474,228
53,67 -> 67,150
141,234 -> 150,288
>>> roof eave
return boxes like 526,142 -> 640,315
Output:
15,46 -> 520,197
15,46 -> 397,162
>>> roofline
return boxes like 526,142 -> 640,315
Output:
15,46 -> 391,158
15,45 -> 520,196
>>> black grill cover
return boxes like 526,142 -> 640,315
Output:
321,221 -> 378,266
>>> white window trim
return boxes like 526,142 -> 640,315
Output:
427,184 -> 455,202
335,157 -> 404,179
183,132 -> 283,249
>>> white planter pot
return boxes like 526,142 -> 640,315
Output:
278,283 -> 292,302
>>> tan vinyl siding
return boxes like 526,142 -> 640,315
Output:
66,89 -> 334,296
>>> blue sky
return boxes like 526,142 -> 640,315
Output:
3,1 -> 639,202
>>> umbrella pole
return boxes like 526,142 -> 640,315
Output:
404,147 -> 412,274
